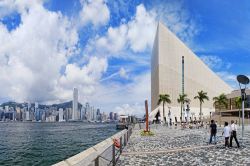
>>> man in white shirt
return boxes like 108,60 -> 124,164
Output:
222,122 -> 230,147
230,120 -> 240,148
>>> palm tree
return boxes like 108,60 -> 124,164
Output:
177,94 -> 189,122
235,97 -> 242,126
194,90 -> 209,121
213,93 -> 228,126
158,94 -> 171,123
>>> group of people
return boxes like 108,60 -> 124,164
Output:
209,119 -> 240,148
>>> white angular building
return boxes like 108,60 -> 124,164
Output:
150,22 -> 232,122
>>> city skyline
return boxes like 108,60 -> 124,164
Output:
0,99 -> 119,122
0,0 -> 249,117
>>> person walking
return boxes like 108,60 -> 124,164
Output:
230,120 -> 240,148
209,120 -> 217,144
222,122 -> 230,148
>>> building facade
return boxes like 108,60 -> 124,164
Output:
150,22 -> 232,122
72,88 -> 78,120
220,89 -> 250,118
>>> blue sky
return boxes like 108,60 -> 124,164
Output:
0,0 -> 249,115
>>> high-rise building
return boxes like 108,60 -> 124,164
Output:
16,107 -> 21,121
72,88 -> 78,120
114,113 -> 118,121
109,112 -> 114,121
150,22 -> 232,121
59,108 -> 64,122
26,111 -> 30,121
4,106 -> 9,112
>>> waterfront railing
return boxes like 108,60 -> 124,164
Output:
53,127 -> 133,166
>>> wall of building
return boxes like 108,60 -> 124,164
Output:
151,22 -> 232,119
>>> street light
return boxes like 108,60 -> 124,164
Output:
237,75 -> 249,142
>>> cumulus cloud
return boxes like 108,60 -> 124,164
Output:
95,24 -> 128,54
200,55 -> 231,70
79,0 -> 110,27
0,1 -> 109,104
58,56 -> 107,91
88,72 -> 150,117
127,4 -> 157,52
81,3 -> 200,116
88,4 -> 157,57
0,1 -> 201,118
0,2 -> 79,102
115,103 -> 144,117
152,1 -> 200,48
119,67 -> 128,79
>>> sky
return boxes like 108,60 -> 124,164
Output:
0,0 -> 249,116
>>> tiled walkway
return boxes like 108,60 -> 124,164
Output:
117,124 -> 250,166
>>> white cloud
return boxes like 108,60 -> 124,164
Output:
79,0 -> 110,27
81,3 -> 200,116
127,4 -> 157,52
58,56 -> 107,90
88,4 -> 157,56
200,55 -> 231,70
152,1 -> 200,48
95,24 -> 128,54
0,0 -> 43,18
115,103 -> 144,117
0,1 -> 110,105
53,56 -> 107,103
119,67 -> 128,79
200,55 -> 223,69
0,2 -> 79,103
216,72 -> 237,89
0,1 -> 201,118
88,72 -> 150,117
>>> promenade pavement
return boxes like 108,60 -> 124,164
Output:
117,124 -> 250,166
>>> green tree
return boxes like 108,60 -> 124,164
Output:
177,94 -> 189,122
194,90 -> 209,121
213,93 -> 228,126
235,97 -> 242,109
158,94 -> 171,123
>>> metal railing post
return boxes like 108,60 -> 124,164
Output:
124,133 -> 127,146
120,137 -> 122,154
127,130 -> 129,142
112,144 -> 115,166
94,156 -> 99,166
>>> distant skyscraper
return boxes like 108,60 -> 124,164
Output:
72,88 -> 78,120
5,106 -> 9,112
114,113 -> 118,120
35,102 -> 38,109
26,111 -> 30,121
28,102 -> 31,111
59,108 -> 64,122
109,112 -> 113,121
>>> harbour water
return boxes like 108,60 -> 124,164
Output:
0,122 -> 117,166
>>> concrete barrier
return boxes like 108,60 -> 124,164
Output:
53,128 -> 132,166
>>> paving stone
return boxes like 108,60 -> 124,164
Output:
116,125 -> 250,166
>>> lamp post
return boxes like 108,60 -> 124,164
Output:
237,75 -> 249,142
